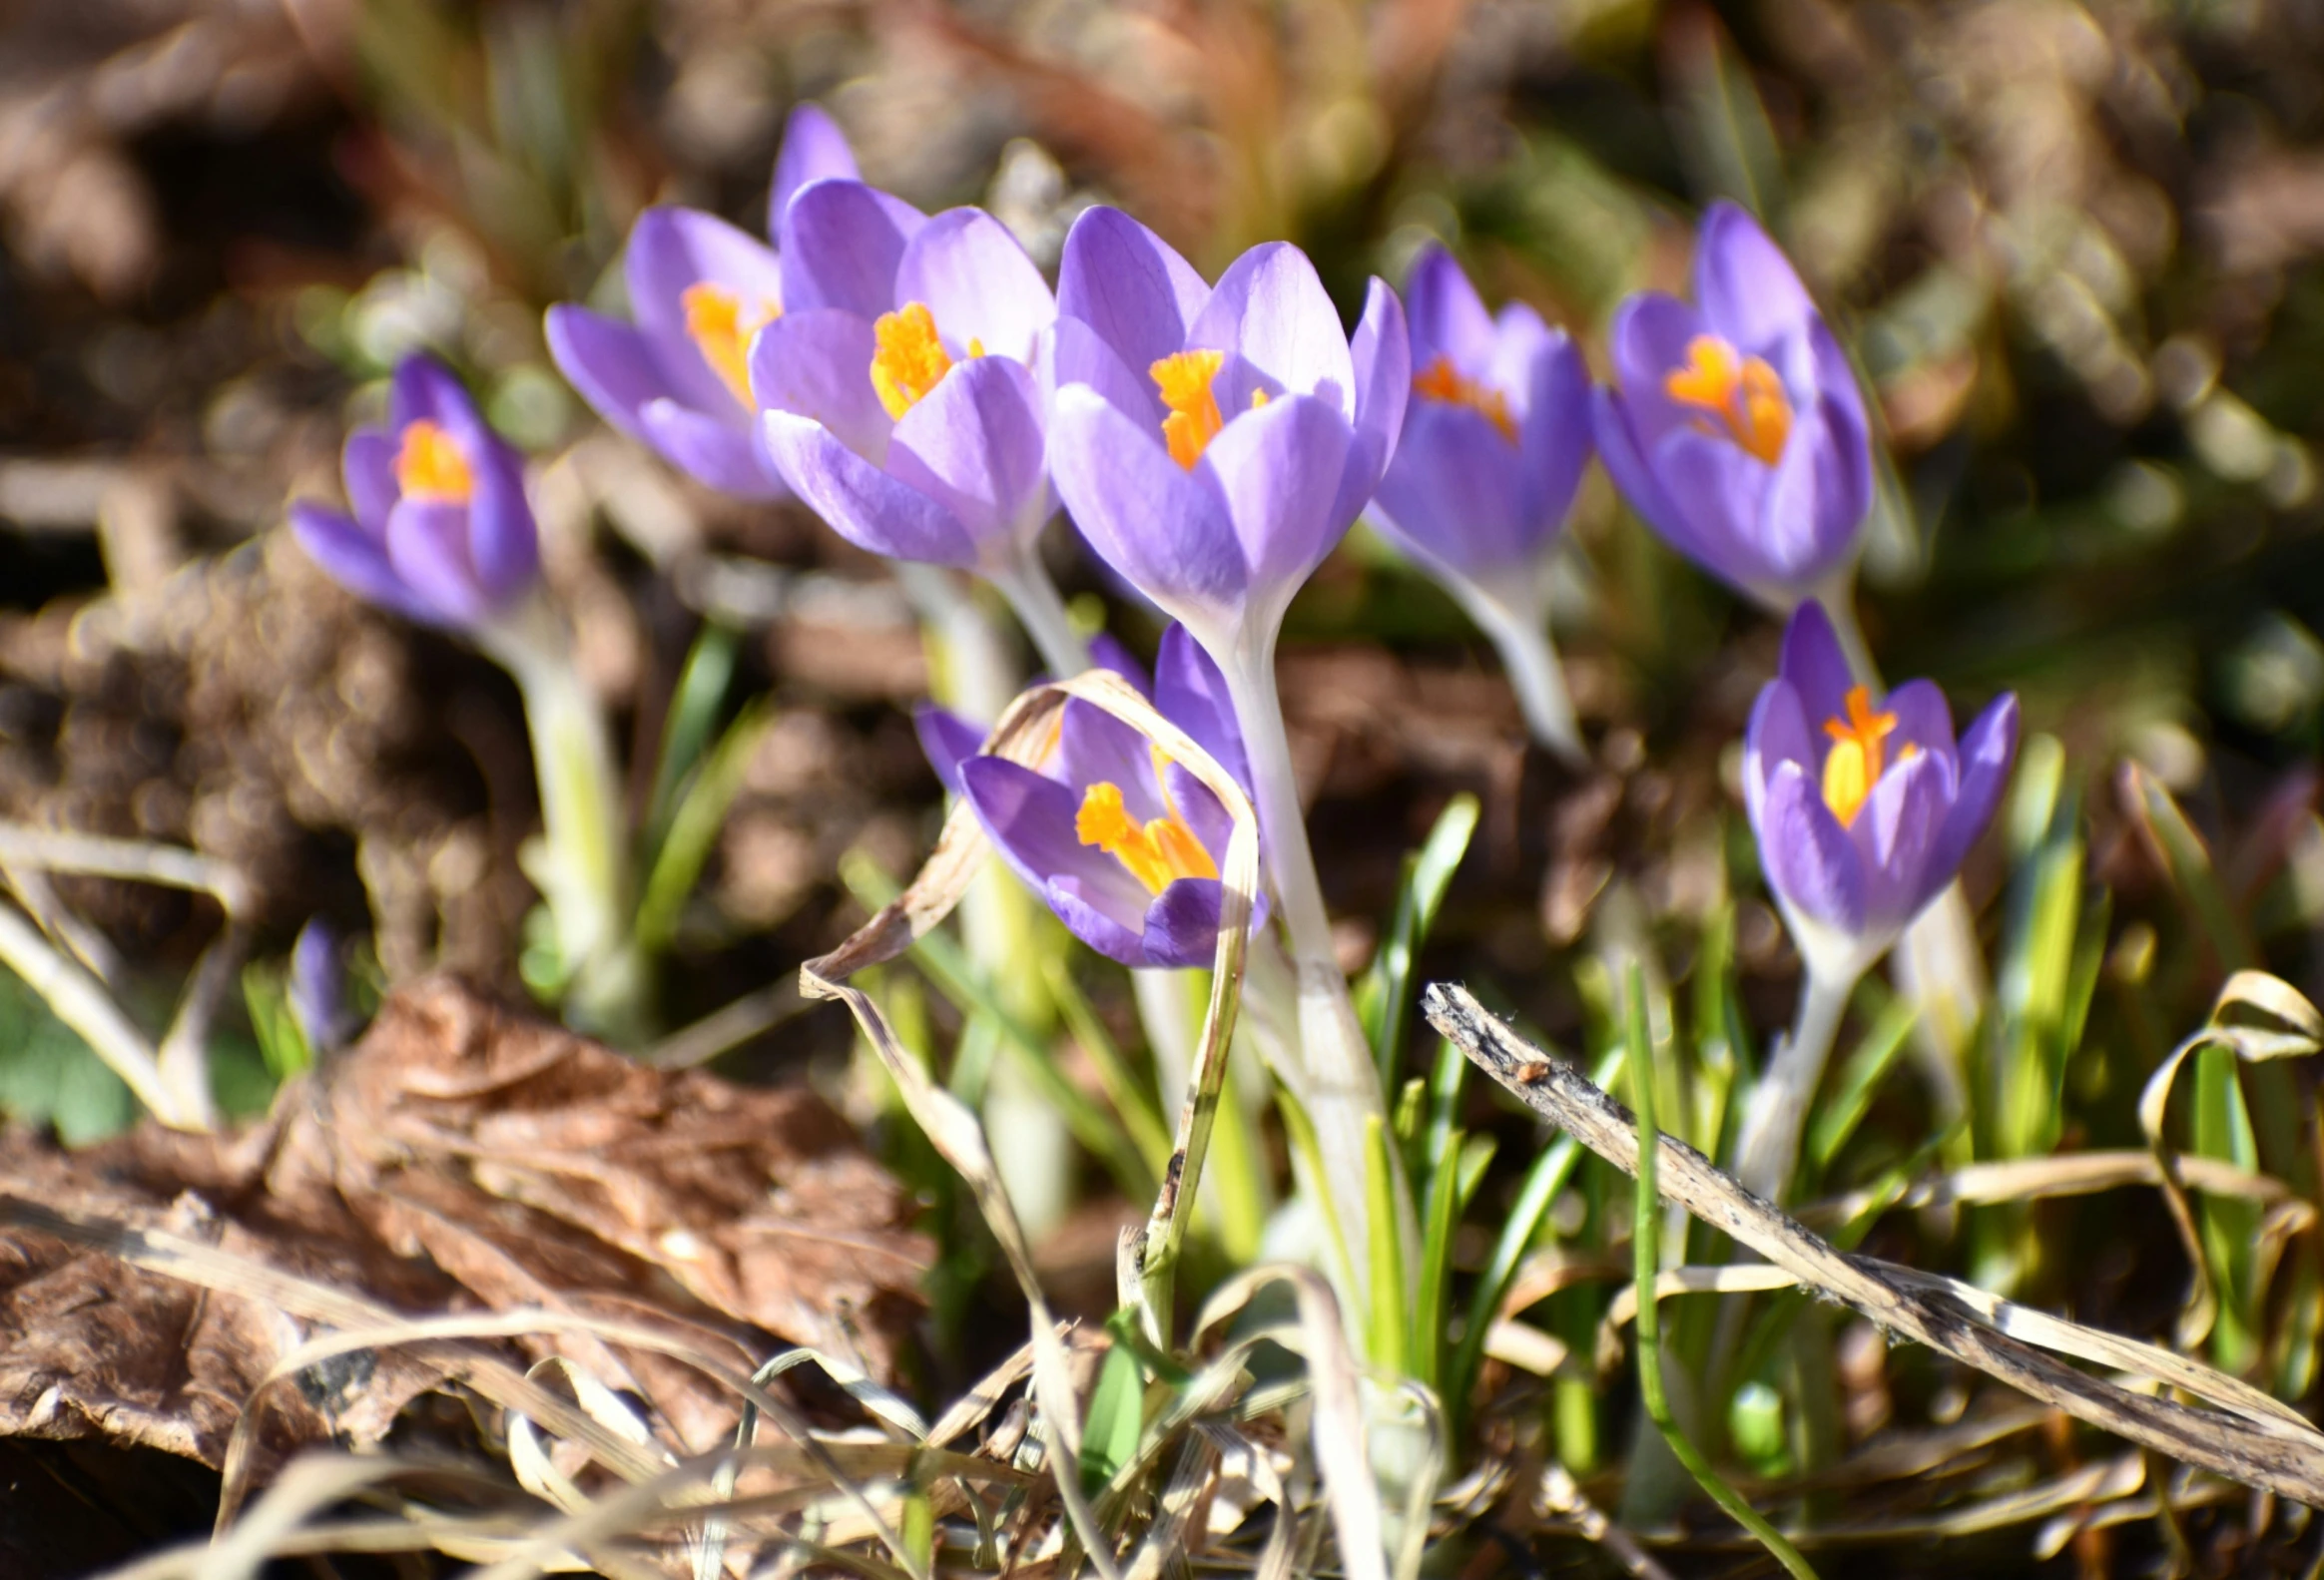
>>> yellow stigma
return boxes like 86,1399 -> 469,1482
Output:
871,301 -> 980,419
1413,354 -> 1515,442
1664,333 -> 1793,464
1075,779 -> 1219,895
1152,349 -> 1227,469
683,282 -> 780,409
1820,686 -> 1901,827
392,420 -> 473,505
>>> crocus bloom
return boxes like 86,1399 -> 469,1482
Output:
751,181 -> 1059,578
546,104 -> 857,499
1744,601 -> 2018,972
1044,207 -> 1409,660
290,355 -> 538,627
289,918 -> 351,1056
1593,202 -> 1872,605
943,626 -> 1265,969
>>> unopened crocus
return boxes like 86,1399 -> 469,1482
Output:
752,182 -> 1082,675
546,104 -> 858,499
1593,202 -> 1872,611
290,354 -> 538,627
1733,600 -> 2019,1199
938,626 -> 1264,969
1370,244 -> 1592,761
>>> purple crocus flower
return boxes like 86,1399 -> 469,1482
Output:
288,918 -> 350,1057
546,104 -> 858,499
941,626 -> 1265,969
750,181 -> 1059,576
290,355 -> 538,627
1744,601 -> 2018,969
1372,244 -> 1590,585
1593,202 -> 1872,605
1044,207 -> 1409,658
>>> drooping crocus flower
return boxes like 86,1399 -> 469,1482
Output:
1370,244 -> 1592,761
1731,600 -> 2018,1199
935,626 -> 1263,969
290,355 -> 538,627
546,104 -> 858,499
1593,202 -> 1872,607
750,182 -> 1083,672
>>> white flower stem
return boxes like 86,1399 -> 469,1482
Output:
1218,632 -> 1417,1312
983,544 -> 1090,680
1444,570 -> 1586,768
1733,954 -> 1863,1204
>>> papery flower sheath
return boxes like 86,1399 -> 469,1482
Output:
546,104 -> 857,499
1744,602 -> 2018,966
1044,207 -> 1410,656
1593,202 -> 1872,603
751,181 -> 1060,573
946,626 -> 1266,969
290,355 -> 538,627
1372,244 -> 1590,585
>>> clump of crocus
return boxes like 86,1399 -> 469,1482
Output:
1044,206 -> 1415,1298
1370,244 -> 1593,764
1593,203 -> 1872,615
1733,601 -> 2018,1200
290,354 -> 642,1042
547,105 -> 857,499
290,355 -> 539,626
751,181 -> 1082,677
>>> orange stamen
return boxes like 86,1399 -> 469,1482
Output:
1413,354 -> 1516,442
1152,349 -> 1226,469
392,420 -> 473,505
871,301 -> 979,419
683,281 -> 781,408
1075,778 -> 1219,895
1820,686 -> 1901,827
1663,334 -> 1793,464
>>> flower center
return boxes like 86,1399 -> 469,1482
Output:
683,281 -> 781,409
1074,767 -> 1218,896
1664,334 -> 1792,464
1820,685 -> 1902,827
1150,350 -> 1274,469
871,301 -> 981,420
392,420 -> 473,505
1413,355 -> 1515,442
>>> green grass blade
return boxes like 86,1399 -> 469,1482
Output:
1080,1331 -> 1147,1495
1365,1112 -> 1411,1377
1043,958 -> 1175,1174
1360,794 -> 1480,1085
643,621 -> 740,858
635,698 -> 775,954
1805,993 -> 1917,1175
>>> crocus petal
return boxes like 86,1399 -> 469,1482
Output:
1141,878 -> 1241,968
1743,680 -> 1817,825
1851,748 -> 1950,931
387,355 -> 472,432
1654,425 -> 1773,591
1051,385 -> 1247,634
342,429 -> 398,529
1056,206 -> 1208,389
1607,293 -> 1710,448
1191,243 -> 1356,417
749,307 -> 892,464
1883,679 -> 1958,766
1694,202 -> 1820,357
461,441 -> 539,601
779,179 -> 927,319
1928,693 -> 2020,884
1049,315 -> 1162,428
960,755 -> 1154,938
895,208 -> 1056,364
771,103 -> 860,228
383,497 -> 493,625
1046,877 -> 1155,966
1758,760 -> 1867,934
883,354 -> 1049,554
1058,699 -> 1166,821
1328,275 -> 1411,532
1406,245 -> 1498,371
546,304 -> 672,443
1087,632 -> 1152,695
1777,601 -> 1857,733
1201,391 -> 1355,616
627,208 -> 787,417
1510,326 -> 1593,536
639,399 -> 785,498
290,501 -> 433,622
1372,400 -> 1528,577
762,411 -> 979,566
1153,623 -> 1252,797
1591,385 -> 1700,566
915,703 -> 986,796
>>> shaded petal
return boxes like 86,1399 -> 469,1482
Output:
1757,760 -> 1867,934
290,501 -> 433,622
1406,245 -> 1497,370
1607,292 -> 1709,448
1329,275 -> 1410,531
1755,401 -> 1863,588
1050,314 -> 1162,429
770,103 -> 860,229
1509,327 -> 1592,537
1141,878 -> 1240,969
1778,600 -> 1857,733
1050,385 -> 1247,633
1087,632 -> 1151,695
1928,693 -> 2019,884
548,304 -> 674,443
960,755 -> 1154,943
461,439 -> 539,602
1058,698 -> 1165,821
639,399 -> 785,498
1056,206 -> 1208,385
895,208 -> 1055,363
1851,748 -> 1950,931
384,498 -> 492,625
1153,623 -> 1252,798
914,703 -> 985,797
1743,680 -> 1816,826
1591,384 -> 1699,565
627,208 -> 786,416
762,411 -> 979,566
1654,425 -> 1774,591
884,354 -> 1049,555
1162,762 -> 1236,862
1047,876 -> 1155,966
1201,391 -> 1354,614
1694,202 -> 1819,357
1883,679 -> 1958,765
388,355 -> 473,432
779,178 -> 926,319
749,307 -> 891,464
1372,399 -> 1528,576
1191,243 -> 1354,416
342,429 -> 398,529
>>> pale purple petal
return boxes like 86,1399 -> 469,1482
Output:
1777,601 -> 1858,732
1591,385 -> 1697,565
461,439 -> 538,601
1510,328 -> 1592,535
388,355 -> 475,432
883,354 -> 1049,553
1153,623 -> 1252,797
384,497 -> 494,626
1372,400 -> 1528,576
1758,760 -> 1867,934
547,304 -> 671,443
1851,748 -> 1950,930
1050,385 -> 1248,631
1928,694 -> 2019,883
894,208 -> 1056,363
1743,680 -> 1817,826
1087,632 -> 1151,695
1882,679 -> 1958,765
1654,425 -> 1774,590
627,208 -> 787,416
771,103 -> 860,229
1058,699 -> 1165,820
1190,243 -> 1356,417
1694,202 -> 1819,358
779,179 -> 926,319
1329,275 -> 1411,531
749,307 -> 892,464
915,703 -> 987,797
1142,878 -> 1241,968
1050,315 -> 1162,428
1607,292 -> 1710,448
960,755 -> 1154,936
1405,245 -> 1497,371
1047,877 -> 1155,966
639,399 -> 786,498
762,411 -> 979,566
290,501 -> 433,622
342,429 -> 398,529
1199,391 -> 1354,609
1056,206 -> 1208,386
